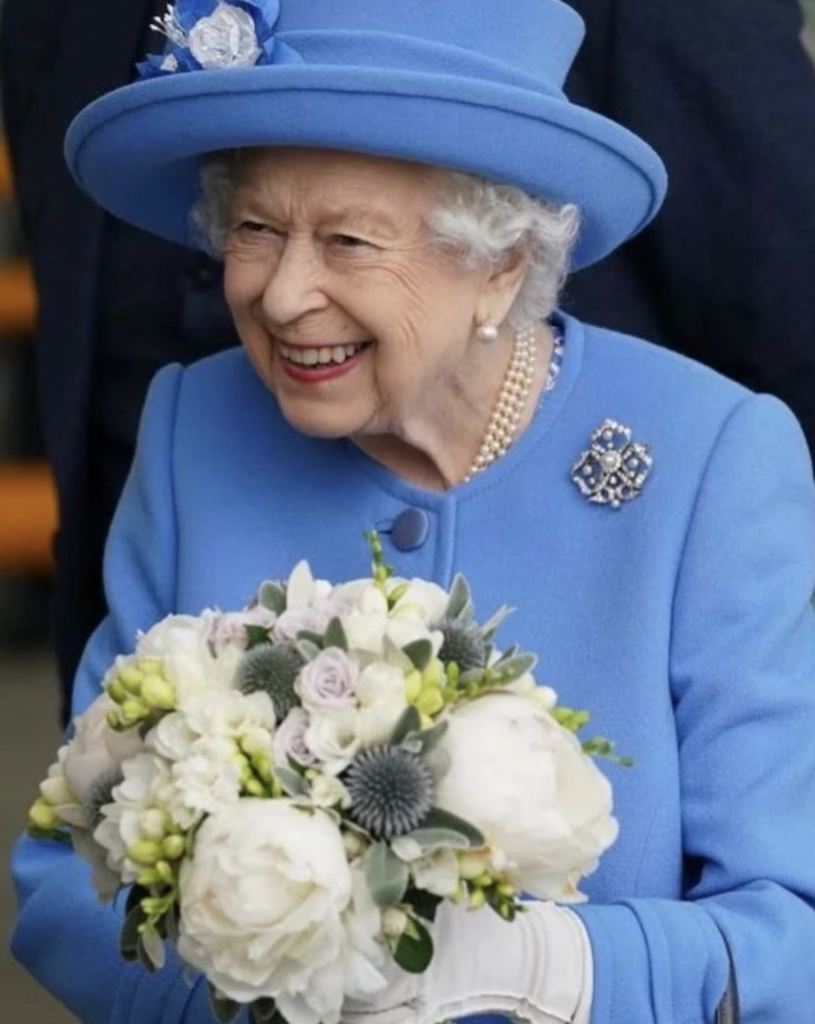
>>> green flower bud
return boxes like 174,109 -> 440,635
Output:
416,688 -> 444,717
161,835 -> 186,861
141,674 -> 176,711
137,868 -> 161,887
106,680 -> 128,704
382,907 -> 409,939
244,778 -> 265,797
422,658 -> 444,689
405,670 -> 423,702
155,860 -> 175,885
342,831 -> 365,858
119,668 -> 144,695
121,698 -> 148,725
128,840 -> 162,866
136,657 -> 163,676
472,871 -> 494,889
457,851 -> 491,880
497,882 -> 516,898
106,710 -> 122,730
468,888 -> 487,911
445,662 -> 461,687
28,799 -> 59,832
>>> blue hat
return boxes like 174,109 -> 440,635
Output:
65,0 -> 667,269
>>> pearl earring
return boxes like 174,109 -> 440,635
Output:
476,320 -> 499,344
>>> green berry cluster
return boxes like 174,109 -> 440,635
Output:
106,657 -> 177,730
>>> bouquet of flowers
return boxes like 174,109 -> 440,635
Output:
28,533 -> 622,1024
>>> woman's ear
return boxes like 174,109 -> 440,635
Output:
477,247 -> 530,326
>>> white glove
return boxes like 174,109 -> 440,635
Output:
343,900 -> 593,1024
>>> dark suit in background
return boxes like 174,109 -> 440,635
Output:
2,0 -> 815,721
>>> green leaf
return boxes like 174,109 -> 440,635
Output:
492,643 -> 519,666
258,581 -> 287,615
120,903 -> 145,961
125,884 -> 149,917
249,998 -> 284,1024
419,808 -> 484,848
417,720 -> 448,754
404,827 -> 472,852
402,639 -> 433,672
364,842 -> 410,907
138,929 -> 166,971
492,653 -> 537,684
208,983 -> 242,1024
276,766 -> 308,797
246,625 -> 273,649
404,887 -> 443,923
393,916 -> 434,973
481,605 -> 514,641
324,618 -> 348,652
163,902 -> 180,945
389,705 -> 422,746
446,574 -> 474,621
295,639 -> 322,663
297,630 -> 324,649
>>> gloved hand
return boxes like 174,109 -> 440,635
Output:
343,900 -> 593,1024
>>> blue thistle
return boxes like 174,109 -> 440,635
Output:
345,747 -> 435,840
238,643 -> 303,722
437,617 -> 487,671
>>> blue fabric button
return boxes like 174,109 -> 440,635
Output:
391,508 -> 430,552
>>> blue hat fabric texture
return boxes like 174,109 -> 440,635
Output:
65,0 -> 668,270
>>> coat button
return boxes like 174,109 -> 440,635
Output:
391,508 -> 429,552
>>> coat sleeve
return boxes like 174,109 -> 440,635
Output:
573,394 -> 815,1022
565,0 -> 815,460
10,363 -> 227,1024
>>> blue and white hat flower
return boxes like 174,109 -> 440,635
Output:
66,0 -> 668,271
138,0 -> 302,77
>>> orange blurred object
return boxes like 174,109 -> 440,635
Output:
0,140 -> 14,202
0,258 -> 38,336
0,463 -> 57,574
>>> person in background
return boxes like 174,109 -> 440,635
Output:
2,0 -> 814,724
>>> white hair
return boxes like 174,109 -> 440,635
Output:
192,151 -> 580,325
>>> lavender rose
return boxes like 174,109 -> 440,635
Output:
297,648 -> 358,710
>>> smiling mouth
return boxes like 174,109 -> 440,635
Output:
278,341 -> 371,367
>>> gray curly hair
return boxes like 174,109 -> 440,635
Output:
192,151 -> 581,326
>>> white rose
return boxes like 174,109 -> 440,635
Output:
297,648 -> 358,710
178,800 -> 385,1023
50,693 -> 144,828
435,693 -> 619,901
188,2 -> 261,70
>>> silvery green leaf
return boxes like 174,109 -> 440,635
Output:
417,720 -> 448,753
493,643 -> 519,666
324,617 -> 348,652
390,705 -> 422,745
140,928 -> 166,971
120,903 -> 144,960
164,902 -> 180,945
493,654 -> 537,683
446,574 -> 474,621
136,934 -> 158,973
403,639 -> 433,672
399,735 -> 423,755
295,639 -> 321,663
258,581 -> 287,615
404,827 -> 472,852
481,604 -> 514,641
208,983 -> 242,1024
276,767 -> 308,797
460,668 -> 485,686
250,998 -> 283,1024
364,841 -> 410,907
420,808 -> 484,847
297,630 -> 324,649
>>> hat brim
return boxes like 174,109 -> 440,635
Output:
66,65 -> 667,270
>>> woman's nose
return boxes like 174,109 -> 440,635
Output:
261,237 -> 329,325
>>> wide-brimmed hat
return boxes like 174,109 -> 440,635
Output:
65,0 -> 667,269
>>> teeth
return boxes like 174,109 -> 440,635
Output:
279,341 -> 368,367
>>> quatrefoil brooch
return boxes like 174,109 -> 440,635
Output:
571,419 -> 653,510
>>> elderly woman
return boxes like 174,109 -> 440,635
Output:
12,0 -> 815,1022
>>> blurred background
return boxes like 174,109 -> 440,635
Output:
0,3 -> 814,1023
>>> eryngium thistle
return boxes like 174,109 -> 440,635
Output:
345,747 -> 435,840
437,617 -> 487,672
238,643 -> 303,721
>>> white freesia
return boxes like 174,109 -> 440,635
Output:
178,800 -> 386,1023
340,586 -> 390,658
354,662 -> 409,746
168,735 -> 244,829
310,773 -> 351,810
149,688 -> 275,762
46,693 -> 144,828
305,708 -> 363,775
188,2 -> 261,69
435,692 -> 619,901
389,578 -> 450,624
410,848 -> 460,897
137,613 -> 243,709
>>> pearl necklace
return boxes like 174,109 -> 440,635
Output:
464,323 -> 537,482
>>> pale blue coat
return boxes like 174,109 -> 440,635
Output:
12,314 -> 815,1023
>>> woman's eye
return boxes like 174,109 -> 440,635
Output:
237,221 -> 283,237
331,234 -> 369,249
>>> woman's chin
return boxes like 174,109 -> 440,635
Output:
276,397 -> 364,440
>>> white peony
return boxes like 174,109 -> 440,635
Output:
188,2 -> 261,70
177,800 -> 386,1023
46,692 -> 144,829
435,692 -> 619,901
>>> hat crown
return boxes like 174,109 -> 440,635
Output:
275,0 -> 585,87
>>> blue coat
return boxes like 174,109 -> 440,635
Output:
12,314 -> 815,1023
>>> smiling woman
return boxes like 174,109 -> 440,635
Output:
11,1 -> 815,1024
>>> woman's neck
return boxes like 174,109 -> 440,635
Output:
352,323 -> 554,491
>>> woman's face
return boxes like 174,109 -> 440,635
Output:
223,147 -> 504,440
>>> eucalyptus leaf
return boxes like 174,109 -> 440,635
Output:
393,917 -> 434,973
493,653 -> 537,683
446,574 -> 474,622
420,808 -> 484,847
389,705 -> 422,746
208,984 -> 242,1024
324,618 -> 348,652
276,766 -> 309,798
258,581 -> 287,616
402,639 -> 433,672
364,842 -> 410,907
404,826 -> 472,852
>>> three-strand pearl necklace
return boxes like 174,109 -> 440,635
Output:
464,323 -> 537,482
